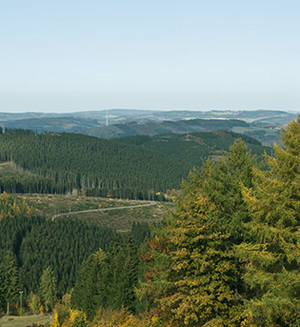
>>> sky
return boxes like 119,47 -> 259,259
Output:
0,0 -> 299,113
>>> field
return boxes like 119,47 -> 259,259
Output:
0,314 -> 50,327
231,125 -> 280,146
14,194 -> 173,231
0,162 -> 33,178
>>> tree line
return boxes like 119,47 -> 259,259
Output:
0,129 -> 187,200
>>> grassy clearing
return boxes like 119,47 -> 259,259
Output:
14,194 -> 174,231
0,314 -> 50,327
0,162 -> 33,178
14,194 -> 148,218
69,202 -> 174,231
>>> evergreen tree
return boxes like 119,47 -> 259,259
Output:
118,235 -> 139,313
0,259 -> 5,312
72,249 -> 108,319
39,267 -> 57,312
0,251 -> 19,315
236,116 -> 300,326
104,237 -> 139,313
190,138 -> 258,242
160,189 -> 242,325
138,139 -> 258,325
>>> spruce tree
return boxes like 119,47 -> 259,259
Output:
39,267 -> 57,312
119,235 -> 139,313
194,138 -> 258,242
138,139 -> 260,325
0,251 -> 18,315
159,187 -> 243,326
236,116 -> 300,326
72,249 -> 108,319
0,257 -> 6,312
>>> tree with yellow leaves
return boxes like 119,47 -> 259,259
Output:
237,116 -> 300,326
160,190 -> 243,326
138,140 -> 259,325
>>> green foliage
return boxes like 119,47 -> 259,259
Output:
28,292 -> 42,314
40,267 -> 57,312
0,250 -> 19,315
3,118 -> 300,325
0,129 -> 269,200
196,139 -> 258,242
71,249 -> 108,319
72,236 -> 140,318
158,190 -> 242,326
0,191 -> 32,221
0,193 -> 118,298
236,116 -> 300,326
137,139 -> 259,325
116,131 -> 268,169
0,129 -> 187,200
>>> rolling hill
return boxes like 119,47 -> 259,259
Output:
0,109 -> 297,146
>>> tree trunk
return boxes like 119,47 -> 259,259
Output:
6,302 -> 9,315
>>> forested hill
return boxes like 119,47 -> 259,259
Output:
115,132 -> 267,168
0,129 -> 270,200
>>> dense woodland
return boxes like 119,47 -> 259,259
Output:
0,193 -> 149,315
0,128 -> 269,200
1,117 -> 300,326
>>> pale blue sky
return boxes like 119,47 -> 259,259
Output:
0,0 -> 299,112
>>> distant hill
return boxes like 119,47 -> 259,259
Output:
82,119 -> 249,139
114,132 -> 266,168
3,116 -> 101,133
0,109 -> 297,145
82,118 -> 284,146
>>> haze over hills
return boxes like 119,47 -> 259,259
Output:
0,109 -> 296,124
0,109 -> 297,146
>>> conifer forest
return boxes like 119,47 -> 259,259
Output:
1,116 -> 300,326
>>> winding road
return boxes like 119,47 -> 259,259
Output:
51,201 -> 156,220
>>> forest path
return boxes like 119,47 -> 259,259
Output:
51,201 -> 156,220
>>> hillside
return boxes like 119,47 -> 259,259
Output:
115,131 -> 269,168
0,130 -> 187,199
0,129 -> 270,200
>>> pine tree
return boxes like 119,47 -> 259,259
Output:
193,138 -> 258,242
39,267 -> 57,312
0,251 -> 19,315
138,139 -> 258,325
72,249 -> 108,319
0,259 -> 5,312
118,235 -> 139,313
236,116 -> 300,326
159,188 -> 242,326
